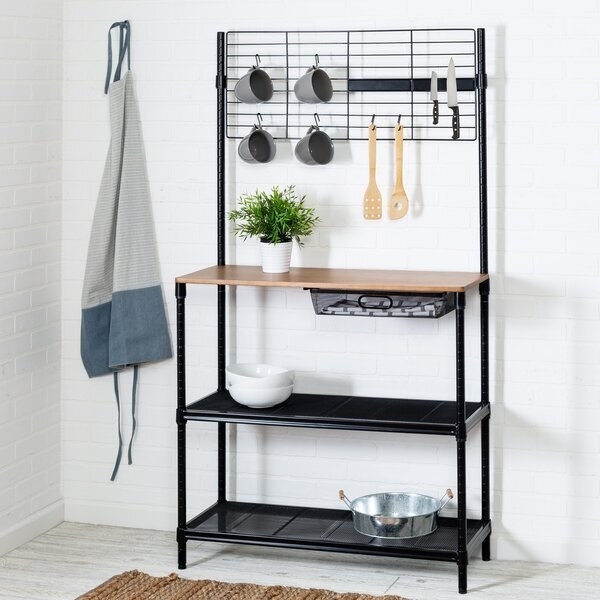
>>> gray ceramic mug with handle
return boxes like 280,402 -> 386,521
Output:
294,54 -> 333,104
234,55 -> 274,104
238,115 -> 276,163
295,115 -> 334,165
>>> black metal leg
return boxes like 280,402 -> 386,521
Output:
480,280 -> 491,561
177,424 -> 187,569
176,282 -> 187,569
218,422 -> 226,502
177,544 -> 186,570
456,292 -> 468,594
458,564 -> 468,595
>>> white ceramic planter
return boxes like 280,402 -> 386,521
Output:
260,240 -> 293,273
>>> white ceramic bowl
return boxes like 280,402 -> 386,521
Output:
226,363 -> 294,388
228,383 -> 293,409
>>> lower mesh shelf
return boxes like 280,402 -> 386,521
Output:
185,501 -> 489,561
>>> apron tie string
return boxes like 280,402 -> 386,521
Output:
127,364 -> 139,465
110,371 -> 123,481
110,365 -> 140,481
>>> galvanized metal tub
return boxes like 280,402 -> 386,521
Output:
339,489 -> 453,539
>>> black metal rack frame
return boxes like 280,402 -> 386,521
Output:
176,27 -> 490,595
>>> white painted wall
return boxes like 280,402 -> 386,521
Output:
61,0 -> 600,566
0,1 -> 63,554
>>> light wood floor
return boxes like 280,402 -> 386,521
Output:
1,522 -> 598,599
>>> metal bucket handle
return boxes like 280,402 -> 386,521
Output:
439,488 -> 454,511
338,489 -> 353,512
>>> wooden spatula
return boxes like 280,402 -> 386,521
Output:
363,124 -> 382,220
389,123 -> 409,219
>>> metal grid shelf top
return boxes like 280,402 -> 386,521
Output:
225,28 -> 478,141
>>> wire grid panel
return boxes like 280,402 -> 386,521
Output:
225,29 -> 477,142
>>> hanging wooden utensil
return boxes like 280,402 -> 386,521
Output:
389,123 -> 409,219
363,123 -> 382,220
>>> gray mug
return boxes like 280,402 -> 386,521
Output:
238,123 -> 276,163
294,67 -> 333,103
295,125 -> 334,165
234,65 -> 274,104
294,56 -> 333,103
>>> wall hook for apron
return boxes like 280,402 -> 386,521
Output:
81,20 -> 172,481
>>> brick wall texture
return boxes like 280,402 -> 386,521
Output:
0,0 -> 62,540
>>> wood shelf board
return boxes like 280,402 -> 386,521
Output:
176,265 -> 489,293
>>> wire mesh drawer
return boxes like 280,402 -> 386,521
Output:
310,290 -> 455,319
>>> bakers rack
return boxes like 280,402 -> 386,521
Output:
175,27 -> 490,595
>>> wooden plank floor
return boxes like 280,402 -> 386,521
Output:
1,522 -> 598,600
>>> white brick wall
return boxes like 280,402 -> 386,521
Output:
61,0 -> 600,566
0,0 -> 63,553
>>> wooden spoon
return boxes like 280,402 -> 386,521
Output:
363,124 -> 382,220
389,124 -> 409,219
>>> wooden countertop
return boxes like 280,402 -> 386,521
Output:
176,265 -> 488,293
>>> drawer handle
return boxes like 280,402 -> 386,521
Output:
358,295 -> 393,310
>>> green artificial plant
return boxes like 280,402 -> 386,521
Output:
228,185 -> 319,245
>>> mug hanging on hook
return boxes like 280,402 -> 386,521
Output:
234,54 -> 274,104
238,113 -> 276,163
295,113 -> 334,165
294,54 -> 333,104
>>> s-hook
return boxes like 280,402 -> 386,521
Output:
313,113 -> 320,127
313,54 -> 320,68
254,54 -> 261,67
255,112 -> 263,128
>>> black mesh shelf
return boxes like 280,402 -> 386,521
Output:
184,501 -> 491,562
184,391 -> 490,435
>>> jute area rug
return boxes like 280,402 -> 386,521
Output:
77,570 -> 408,599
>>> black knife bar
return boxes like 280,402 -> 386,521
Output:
225,28 -> 478,142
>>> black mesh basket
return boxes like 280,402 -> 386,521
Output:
310,290 -> 455,319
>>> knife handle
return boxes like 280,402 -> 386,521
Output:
433,100 -> 439,125
451,106 -> 460,140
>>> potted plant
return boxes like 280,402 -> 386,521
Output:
228,185 -> 319,273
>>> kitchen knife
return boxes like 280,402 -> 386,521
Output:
430,71 -> 439,125
447,58 -> 460,139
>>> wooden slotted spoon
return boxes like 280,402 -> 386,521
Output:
363,124 -> 382,220
389,123 -> 409,219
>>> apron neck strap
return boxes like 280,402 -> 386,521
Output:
105,20 -> 131,94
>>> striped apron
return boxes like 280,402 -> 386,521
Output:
81,22 -> 172,480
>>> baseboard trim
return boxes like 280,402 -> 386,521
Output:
0,500 -> 64,556
64,502 -> 175,531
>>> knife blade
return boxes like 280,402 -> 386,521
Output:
430,71 -> 439,125
446,58 -> 460,139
